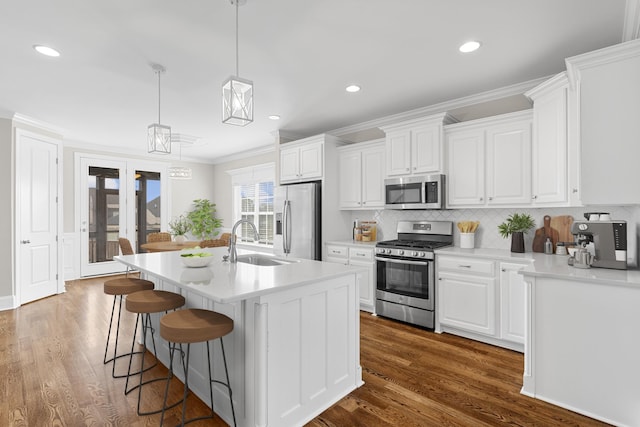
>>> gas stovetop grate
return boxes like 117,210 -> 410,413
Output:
376,240 -> 451,250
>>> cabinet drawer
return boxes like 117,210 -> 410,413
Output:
437,256 -> 495,276
349,247 -> 374,262
326,245 -> 348,258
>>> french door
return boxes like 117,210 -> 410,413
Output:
77,155 -> 168,277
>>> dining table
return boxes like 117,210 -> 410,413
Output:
140,240 -> 201,253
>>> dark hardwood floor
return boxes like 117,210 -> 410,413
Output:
0,277 -> 608,426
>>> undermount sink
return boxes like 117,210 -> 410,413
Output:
236,254 -> 298,266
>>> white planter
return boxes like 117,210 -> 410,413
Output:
174,235 -> 186,244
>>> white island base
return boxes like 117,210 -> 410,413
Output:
116,249 -> 363,427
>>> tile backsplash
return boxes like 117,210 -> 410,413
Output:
350,205 -> 640,265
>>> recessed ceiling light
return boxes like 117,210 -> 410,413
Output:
345,85 -> 361,93
268,115 -> 280,120
459,41 -> 481,53
33,45 -> 60,57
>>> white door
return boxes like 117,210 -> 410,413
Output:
79,157 -> 127,277
16,130 -> 60,304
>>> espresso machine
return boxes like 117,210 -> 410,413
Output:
570,220 -> 627,270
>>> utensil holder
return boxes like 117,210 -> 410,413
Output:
460,233 -> 475,249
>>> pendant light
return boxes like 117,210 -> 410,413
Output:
222,0 -> 253,126
148,63 -> 172,154
168,134 -> 193,180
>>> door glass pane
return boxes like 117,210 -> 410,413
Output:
88,167 -> 120,264
136,170 -> 162,252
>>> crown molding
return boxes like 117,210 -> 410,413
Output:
210,142 -> 275,165
328,76 -> 548,138
12,113 -> 65,136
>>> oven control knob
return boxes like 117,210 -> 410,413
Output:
419,252 -> 426,257
384,249 -> 391,254
398,250 -> 404,255
412,251 -> 418,257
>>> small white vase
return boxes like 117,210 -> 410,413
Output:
174,235 -> 187,244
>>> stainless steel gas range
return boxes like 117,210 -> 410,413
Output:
375,220 -> 453,329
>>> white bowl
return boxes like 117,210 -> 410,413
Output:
180,252 -> 214,268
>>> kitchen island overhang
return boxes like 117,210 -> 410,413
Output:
116,248 -> 364,427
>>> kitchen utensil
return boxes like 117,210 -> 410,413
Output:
532,215 -> 558,253
550,215 -> 574,250
573,246 -> 594,269
457,221 -> 479,233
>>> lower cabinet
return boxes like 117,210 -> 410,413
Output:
325,243 -> 376,313
437,254 -> 527,351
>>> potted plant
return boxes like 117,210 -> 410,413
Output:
498,213 -> 535,253
168,214 -> 191,243
186,199 -> 223,240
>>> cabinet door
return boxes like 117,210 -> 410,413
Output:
438,272 -> 496,336
412,124 -> 441,174
361,146 -> 385,208
446,129 -> 485,206
499,263 -> 526,345
299,142 -> 323,180
531,87 -> 568,204
338,151 -> 362,209
385,130 -> 411,176
486,120 -> 532,205
349,247 -> 375,312
280,147 -> 300,182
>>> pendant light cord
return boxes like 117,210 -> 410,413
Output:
157,70 -> 161,124
235,0 -> 239,77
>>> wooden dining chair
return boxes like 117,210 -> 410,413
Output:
148,232 -> 172,243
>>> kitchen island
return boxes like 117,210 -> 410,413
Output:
115,247 -> 364,427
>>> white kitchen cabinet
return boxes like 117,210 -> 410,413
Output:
324,242 -> 376,313
445,111 -> 532,208
438,257 -> 496,336
348,246 -> 375,313
381,113 -> 456,177
437,253 -> 525,352
338,141 -> 385,210
566,39 -> 640,205
525,72 -> 572,206
499,262 -> 526,345
280,139 -> 323,183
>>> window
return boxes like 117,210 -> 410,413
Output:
228,163 -> 275,246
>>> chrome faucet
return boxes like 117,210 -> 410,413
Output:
228,219 -> 260,263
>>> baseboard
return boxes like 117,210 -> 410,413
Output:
0,295 -> 17,311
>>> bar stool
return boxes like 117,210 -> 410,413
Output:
103,277 -> 154,378
159,309 -> 236,427
124,289 -> 186,415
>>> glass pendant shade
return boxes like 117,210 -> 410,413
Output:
222,76 -> 253,126
168,166 -> 192,179
148,123 -> 172,154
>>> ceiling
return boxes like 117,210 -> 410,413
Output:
0,0 -> 636,163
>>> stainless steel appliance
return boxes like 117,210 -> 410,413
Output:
375,220 -> 453,328
274,182 -> 321,260
570,220 -> 627,270
384,174 -> 445,210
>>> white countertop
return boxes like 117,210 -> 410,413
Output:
325,240 -> 378,247
115,247 -> 364,303
435,246 -> 640,287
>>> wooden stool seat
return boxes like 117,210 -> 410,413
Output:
160,309 -> 233,344
126,290 -> 185,314
104,278 -> 153,295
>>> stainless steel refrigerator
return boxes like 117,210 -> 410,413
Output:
273,182 -> 321,260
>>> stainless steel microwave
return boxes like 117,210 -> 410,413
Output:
384,174 -> 445,210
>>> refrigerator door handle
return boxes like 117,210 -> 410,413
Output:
283,200 -> 291,254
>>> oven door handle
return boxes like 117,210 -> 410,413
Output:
375,256 -> 430,266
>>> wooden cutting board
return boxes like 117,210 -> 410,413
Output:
532,215 -> 559,252
550,215 -> 574,248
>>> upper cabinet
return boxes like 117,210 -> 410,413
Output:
338,140 -> 385,210
445,111 -> 533,208
525,72 -> 581,206
381,113 -> 457,177
566,39 -> 640,205
279,138 -> 323,183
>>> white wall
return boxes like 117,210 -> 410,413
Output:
211,150 -> 277,230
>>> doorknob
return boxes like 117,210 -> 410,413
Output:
21,240 -> 31,244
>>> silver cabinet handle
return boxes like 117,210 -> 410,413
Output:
459,265 -> 471,268
488,197 -> 493,201
532,195 -> 538,199
479,197 -> 483,202
21,240 -> 31,244
572,188 -> 578,193
501,268 -> 506,272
